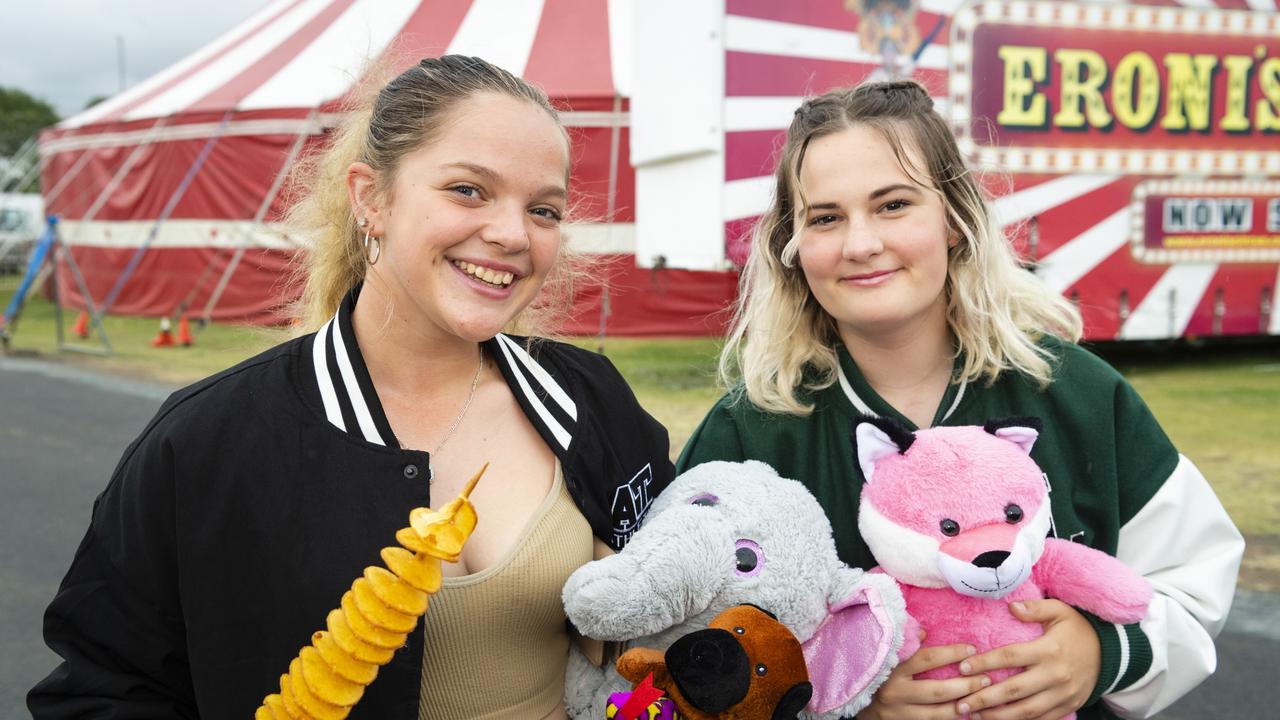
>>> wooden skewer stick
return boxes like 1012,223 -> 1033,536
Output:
460,462 -> 488,498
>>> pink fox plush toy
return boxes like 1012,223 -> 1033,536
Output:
853,416 -> 1152,718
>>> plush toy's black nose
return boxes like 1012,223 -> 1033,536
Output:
666,627 -> 750,713
973,550 -> 1011,568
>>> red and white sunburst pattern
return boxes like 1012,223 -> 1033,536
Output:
721,0 -> 1280,340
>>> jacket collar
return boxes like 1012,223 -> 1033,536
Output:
488,333 -> 578,455
309,286 -> 578,454
310,286 -> 398,446
832,343 -> 967,429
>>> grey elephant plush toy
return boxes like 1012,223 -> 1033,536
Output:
562,460 -> 909,719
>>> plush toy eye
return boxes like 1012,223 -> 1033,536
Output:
755,663 -> 768,676
690,493 -> 719,507
734,539 -> 764,576
1005,504 -> 1024,523
940,518 -> 960,537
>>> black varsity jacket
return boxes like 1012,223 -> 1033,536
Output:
29,292 -> 674,719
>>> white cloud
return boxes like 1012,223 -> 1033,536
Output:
0,0 -> 269,117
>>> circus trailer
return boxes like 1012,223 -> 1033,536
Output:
36,0 -> 739,336
632,0 -> 1280,341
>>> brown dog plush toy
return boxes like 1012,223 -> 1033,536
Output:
615,605 -> 812,720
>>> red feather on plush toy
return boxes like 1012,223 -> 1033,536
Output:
852,416 -> 1152,719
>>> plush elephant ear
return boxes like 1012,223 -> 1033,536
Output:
800,576 -> 900,714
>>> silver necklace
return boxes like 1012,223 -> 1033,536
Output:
430,346 -> 484,460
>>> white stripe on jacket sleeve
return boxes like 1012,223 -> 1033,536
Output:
1101,624 -> 1131,696
494,336 -> 572,450
496,334 -> 578,420
312,320 -> 345,432
1103,454 -> 1244,718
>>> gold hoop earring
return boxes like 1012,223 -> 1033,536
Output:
364,230 -> 381,266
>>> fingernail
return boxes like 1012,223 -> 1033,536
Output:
958,703 -> 970,714
960,661 -> 972,674
972,713 -> 982,720
1012,601 -> 1026,612
967,645 -> 977,655
981,675 -> 991,687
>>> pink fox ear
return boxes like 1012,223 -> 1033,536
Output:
983,416 -> 1042,455
992,426 -> 1039,455
855,422 -> 901,483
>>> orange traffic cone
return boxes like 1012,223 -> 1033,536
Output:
177,316 -> 194,347
151,316 -> 175,347
73,311 -> 90,339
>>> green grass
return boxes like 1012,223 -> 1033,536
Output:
573,336 -> 725,455
0,274 -> 289,384
5,274 -> 1276,589
1118,358 -> 1280,537
1104,347 -> 1280,590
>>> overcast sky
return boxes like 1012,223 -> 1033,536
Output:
1,1 -> 271,117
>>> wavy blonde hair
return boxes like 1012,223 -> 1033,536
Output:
721,80 -> 1083,415
288,55 -> 584,336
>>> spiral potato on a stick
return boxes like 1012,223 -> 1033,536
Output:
255,463 -> 488,719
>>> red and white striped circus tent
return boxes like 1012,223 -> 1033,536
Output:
39,0 -> 1280,341
38,0 -> 739,333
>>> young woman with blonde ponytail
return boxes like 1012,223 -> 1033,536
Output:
678,81 -> 1241,720
32,56 -> 674,720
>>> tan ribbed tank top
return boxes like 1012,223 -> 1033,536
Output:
418,461 -> 592,719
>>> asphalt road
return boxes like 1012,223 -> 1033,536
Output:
2,356 -> 1277,718
1,357 -> 170,718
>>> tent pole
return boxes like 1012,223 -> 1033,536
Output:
54,220 -> 113,355
596,94 -> 623,349
42,144 -> 98,207
97,112 -> 233,316
199,109 -> 319,325
8,136 -> 37,167
53,117 -> 169,352
3,156 -> 43,194
12,136 -> 37,165
51,222 -> 64,349
1,136 -> 37,190
0,135 -> 43,258
62,118 -> 170,244
0,135 -> 43,225
1,217 -> 58,338
169,227 -> 226,324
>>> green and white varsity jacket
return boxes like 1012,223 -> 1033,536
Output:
676,337 -> 1243,720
